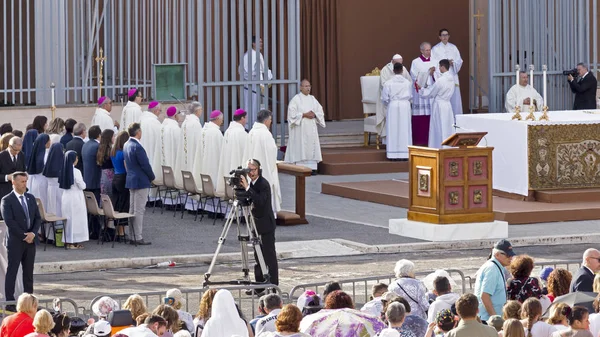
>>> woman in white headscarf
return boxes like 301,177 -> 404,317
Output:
201,289 -> 250,337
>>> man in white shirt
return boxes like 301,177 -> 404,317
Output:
254,294 -> 283,335
91,96 -> 119,132
241,36 -> 273,127
428,276 -> 460,323
505,71 -> 543,113
432,29 -> 464,116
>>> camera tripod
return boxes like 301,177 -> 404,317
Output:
203,198 -> 270,287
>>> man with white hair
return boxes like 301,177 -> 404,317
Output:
192,110 -> 224,199
570,248 -> 600,292
376,54 -> 411,139
388,259 -> 430,320
91,96 -> 119,132
216,109 -> 248,197
175,101 -> 204,190
410,42 -> 438,145
140,101 -> 164,186
474,239 -> 516,321
432,28 -> 464,116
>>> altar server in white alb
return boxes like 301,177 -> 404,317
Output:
120,88 -> 143,131
244,109 -> 282,213
91,96 -> 119,132
192,110 -> 224,195
240,36 -> 273,126
175,101 -> 204,189
140,101 -> 163,185
376,54 -> 411,138
161,106 -> 182,202
381,63 -> 412,160
420,59 -> 456,149
216,109 -> 249,197
284,79 -> 326,172
505,71 -> 544,113
431,28 -> 463,116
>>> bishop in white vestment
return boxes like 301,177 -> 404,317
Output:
140,101 -> 163,185
420,59 -> 456,149
381,63 -> 412,159
120,88 -> 143,132
284,79 -> 326,170
240,37 -> 273,127
410,42 -> 438,146
192,110 -> 224,197
431,29 -> 464,116
376,54 -> 411,138
175,101 -> 204,190
243,110 -> 282,213
161,106 -> 183,205
91,96 -> 118,132
505,71 -> 544,113
216,109 -> 249,197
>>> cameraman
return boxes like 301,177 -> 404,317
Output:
240,159 -> 279,296
568,63 -> 598,110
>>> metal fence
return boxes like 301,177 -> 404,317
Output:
0,297 -> 83,321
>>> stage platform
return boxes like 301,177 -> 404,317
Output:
318,147 -> 409,175
321,180 -> 600,225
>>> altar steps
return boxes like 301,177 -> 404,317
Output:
317,147 -> 409,175
534,189 -> 600,203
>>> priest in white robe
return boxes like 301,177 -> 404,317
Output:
284,79 -> 326,171
420,59 -> 456,149
175,101 -> 204,190
140,101 -> 163,186
432,29 -> 464,116
240,36 -> 273,127
410,42 -> 438,146
120,88 -> 143,131
505,71 -> 544,113
381,63 -> 412,160
192,110 -> 224,197
216,109 -> 249,197
376,54 -> 411,138
91,96 -> 119,132
243,109 -> 281,213
161,106 -> 183,204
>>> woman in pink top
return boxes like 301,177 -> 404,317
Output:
25,309 -> 55,337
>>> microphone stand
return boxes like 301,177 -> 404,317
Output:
170,93 -> 188,112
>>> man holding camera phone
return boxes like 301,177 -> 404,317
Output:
567,63 -> 598,110
240,159 -> 279,296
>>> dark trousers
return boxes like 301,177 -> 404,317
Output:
5,240 -> 35,301
254,231 -> 279,287
86,188 -> 101,238
111,174 -> 129,212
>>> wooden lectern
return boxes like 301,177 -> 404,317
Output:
407,132 -> 494,224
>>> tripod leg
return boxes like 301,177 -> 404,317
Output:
203,204 -> 237,285
243,207 -> 270,284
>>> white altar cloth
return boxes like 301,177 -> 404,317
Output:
456,110 -> 600,196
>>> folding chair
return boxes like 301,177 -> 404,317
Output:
200,174 -> 223,225
100,194 -> 136,248
36,198 -> 67,251
161,166 -> 184,217
181,171 -> 207,221
84,192 -> 107,244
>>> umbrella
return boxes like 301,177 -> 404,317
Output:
300,308 -> 386,337
552,292 -> 597,313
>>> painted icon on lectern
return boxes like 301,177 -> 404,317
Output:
473,189 -> 483,204
473,161 -> 483,175
449,191 -> 459,205
417,167 -> 431,198
449,161 -> 459,177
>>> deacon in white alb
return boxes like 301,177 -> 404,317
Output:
381,63 -> 412,160
120,88 -> 143,132
431,28 -> 464,116
216,109 -> 249,197
376,54 -> 410,139
420,59 -> 456,149
192,110 -> 224,197
139,101 -> 164,185
284,79 -> 326,171
175,101 -> 204,189
243,109 -> 282,213
161,106 -> 183,205
505,71 -> 544,113
91,96 -> 119,132
240,36 -> 273,126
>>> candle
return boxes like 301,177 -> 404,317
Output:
542,65 -> 547,108
516,64 -> 520,85
529,64 -> 534,89
50,83 -> 55,107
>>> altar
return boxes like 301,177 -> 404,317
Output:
456,110 -> 600,197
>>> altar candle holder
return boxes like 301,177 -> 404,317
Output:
511,105 -> 522,120
525,103 -> 536,121
539,105 -> 550,121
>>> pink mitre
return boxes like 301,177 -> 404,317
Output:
234,109 -> 246,116
98,96 -> 107,106
210,110 -> 222,119
127,88 -> 138,98
166,106 -> 178,117
148,101 -> 159,109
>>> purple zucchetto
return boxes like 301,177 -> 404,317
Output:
166,106 -> 177,117
210,110 -> 222,119
98,96 -> 108,106
234,109 -> 246,116
128,88 -> 138,98
148,101 -> 159,110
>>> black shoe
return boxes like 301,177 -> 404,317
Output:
245,289 -> 265,297
131,239 -> 151,245
4,304 -> 16,312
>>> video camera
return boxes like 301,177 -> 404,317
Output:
228,167 -> 253,206
563,68 -> 578,77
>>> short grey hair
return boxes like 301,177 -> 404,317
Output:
73,122 -> 86,136
9,136 -> 22,146
394,259 -> 415,278
420,42 -> 431,50
100,97 -> 112,108
188,101 -> 202,115
577,62 -> 588,70
263,293 -> 283,311
257,109 -> 272,123
386,302 -> 406,324
149,103 -> 161,112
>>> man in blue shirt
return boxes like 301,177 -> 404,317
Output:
474,239 -> 515,321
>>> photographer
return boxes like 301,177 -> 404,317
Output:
567,63 -> 598,110
240,159 -> 279,296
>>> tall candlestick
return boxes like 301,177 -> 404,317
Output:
529,64 -> 534,88
516,64 -> 520,85
50,82 -> 55,107
542,65 -> 547,108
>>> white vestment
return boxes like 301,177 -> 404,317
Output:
91,108 -> 117,132
376,63 -> 411,137
410,56 -> 438,116
240,49 -> 273,127
160,118 -> 182,188
284,93 -> 326,170
175,114 -> 203,188
192,122 -> 224,196
505,84 -> 544,113
216,121 -> 248,197
61,167 -> 89,244
422,71 -> 456,149
243,122 -> 281,213
381,75 -> 413,159
432,42 -> 464,115
139,111 -> 163,185
120,101 -> 143,132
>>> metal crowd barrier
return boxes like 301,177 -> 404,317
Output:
537,260 -> 581,271
0,297 -> 82,320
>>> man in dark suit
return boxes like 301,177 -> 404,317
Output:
570,248 -> 600,292
82,125 -> 102,239
60,118 -> 77,147
0,136 -> 26,203
240,159 -> 279,296
124,123 -> 155,245
65,122 -> 87,173
568,63 -> 598,110
1,172 -> 41,302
